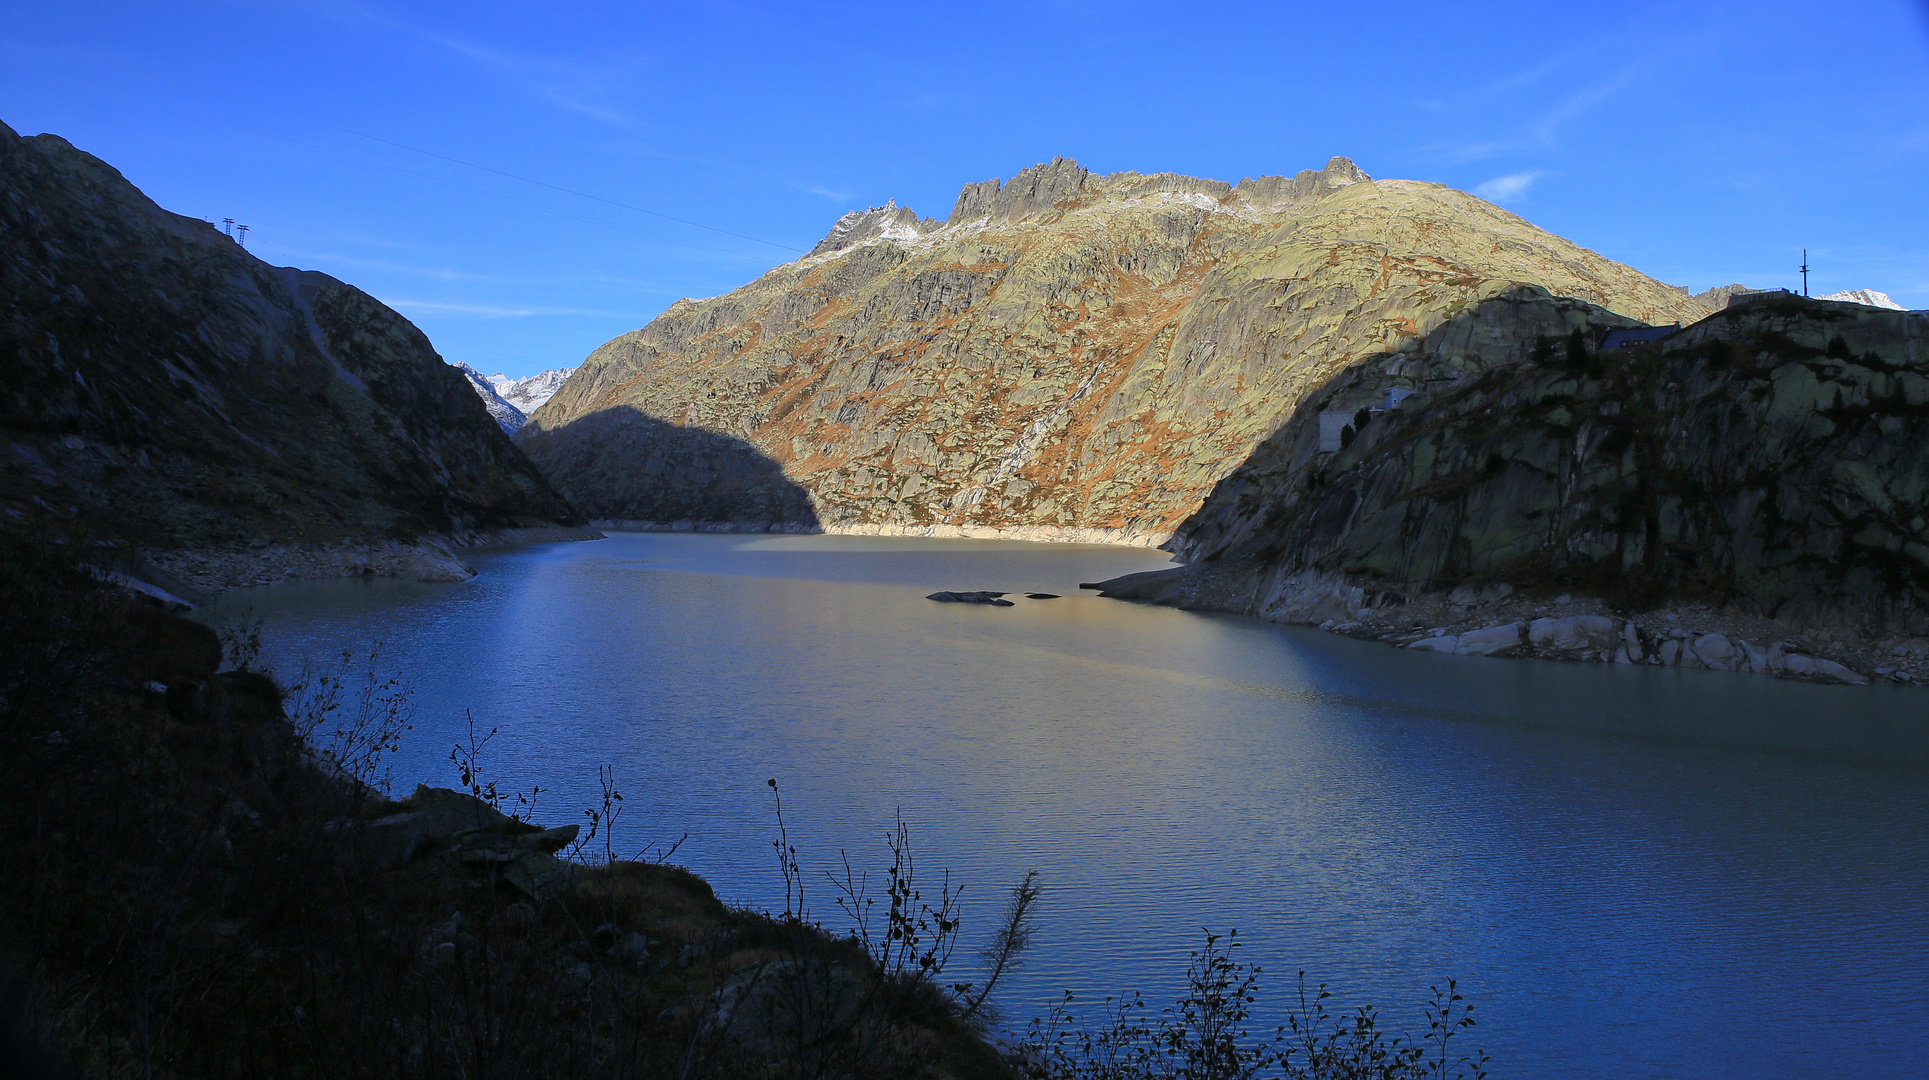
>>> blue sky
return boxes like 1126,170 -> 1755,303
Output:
4,1 -> 1926,379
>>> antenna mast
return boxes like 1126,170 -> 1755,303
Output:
1800,249 -> 1809,297
236,224 -> 250,249
221,217 -> 234,238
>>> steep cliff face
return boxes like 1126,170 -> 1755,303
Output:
522,157 -> 1710,540
0,122 -> 586,586
1175,290 -> 1929,609
1094,290 -> 1929,680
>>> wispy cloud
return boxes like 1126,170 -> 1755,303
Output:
1434,140 -> 1519,166
387,300 -> 632,318
1417,56 -> 1570,113
1529,60 -> 1647,145
800,185 -> 855,201
1475,171 -> 1543,203
309,0 -> 647,129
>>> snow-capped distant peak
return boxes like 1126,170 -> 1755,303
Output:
496,368 -> 575,413
449,361 -> 527,433
1819,289 -> 1906,311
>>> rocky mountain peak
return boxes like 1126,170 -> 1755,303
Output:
525,153 -> 1710,543
948,156 -> 1092,223
1231,156 -> 1372,210
807,199 -> 942,256
1821,288 -> 1906,311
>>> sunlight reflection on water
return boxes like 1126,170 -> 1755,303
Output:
207,532 -> 1929,1080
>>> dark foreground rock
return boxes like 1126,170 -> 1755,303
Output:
0,537 -> 1011,1079
0,120 -> 592,591
926,591 -> 1015,606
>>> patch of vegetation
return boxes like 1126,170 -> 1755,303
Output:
1016,932 -> 1487,1080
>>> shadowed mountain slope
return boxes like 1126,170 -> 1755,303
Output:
0,121 -> 586,586
1092,289 -> 1929,679
522,156 -> 1710,541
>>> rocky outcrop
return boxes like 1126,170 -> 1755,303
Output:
1093,289 -> 1929,684
0,121 -> 590,589
1693,283 -> 1755,310
521,157 -> 1710,538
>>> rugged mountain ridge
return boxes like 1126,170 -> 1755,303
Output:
1094,290 -> 1929,683
491,367 -> 574,413
522,156 -> 1711,541
0,121 -> 591,591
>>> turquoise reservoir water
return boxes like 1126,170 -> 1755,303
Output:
209,532 -> 1929,1079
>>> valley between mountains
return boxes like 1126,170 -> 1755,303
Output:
6,118 -> 1927,685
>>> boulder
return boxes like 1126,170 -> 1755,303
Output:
1623,621 -> 1645,662
1781,654 -> 1869,685
1691,633 -> 1738,670
1454,623 -> 1522,656
1407,635 -> 1459,653
528,824 -> 580,853
1025,592 -> 1062,599
501,851 -> 574,901
409,785 -> 518,841
361,811 -> 429,870
409,552 -> 477,583
1527,615 -> 1622,653
454,824 -> 580,866
1741,640 -> 1778,672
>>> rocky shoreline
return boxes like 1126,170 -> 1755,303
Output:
592,519 -> 1174,547
1088,562 -> 1923,687
142,525 -> 604,596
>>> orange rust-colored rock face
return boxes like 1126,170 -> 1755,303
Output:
521,157 -> 1710,544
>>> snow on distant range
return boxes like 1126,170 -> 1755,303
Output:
485,368 -> 575,413
1819,289 -> 1907,310
451,362 -> 526,433
448,365 -> 577,433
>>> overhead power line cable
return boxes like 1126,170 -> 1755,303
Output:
3,33 -> 808,255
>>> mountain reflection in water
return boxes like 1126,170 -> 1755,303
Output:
210,532 -> 1929,1080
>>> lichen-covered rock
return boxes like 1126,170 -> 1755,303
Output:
522,157 -> 1707,539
